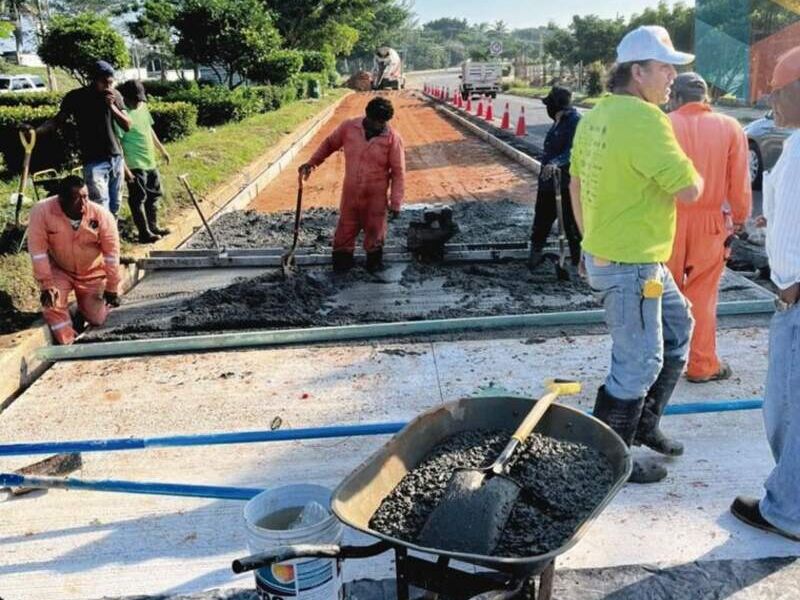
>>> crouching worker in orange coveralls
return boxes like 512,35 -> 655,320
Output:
28,175 -> 122,345
299,97 -> 405,273
666,73 -> 752,382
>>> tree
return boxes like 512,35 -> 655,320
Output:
570,14 -> 626,64
173,0 -> 281,88
628,1 -> 694,52
490,20 -> 508,36
38,12 -> 129,84
543,24 -> 575,64
422,17 -> 468,40
128,0 -> 179,81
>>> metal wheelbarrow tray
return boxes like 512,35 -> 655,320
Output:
234,395 -> 632,599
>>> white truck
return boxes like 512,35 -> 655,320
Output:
372,46 -> 404,90
459,61 -> 502,100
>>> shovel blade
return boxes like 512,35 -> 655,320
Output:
417,468 -> 520,555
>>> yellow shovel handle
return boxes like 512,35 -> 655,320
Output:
19,129 -> 36,154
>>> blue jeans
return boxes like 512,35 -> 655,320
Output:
84,155 -> 124,216
760,302 -> 800,536
584,253 -> 694,400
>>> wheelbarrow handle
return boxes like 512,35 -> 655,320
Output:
232,540 -> 390,574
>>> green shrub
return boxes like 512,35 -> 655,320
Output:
247,84 -> 299,111
251,50 -> 304,85
0,91 -> 64,107
142,79 -> 197,98
149,101 -> 198,141
294,72 -> 326,98
300,50 -> 335,74
0,105 -> 80,175
165,86 -> 262,126
586,62 -> 605,97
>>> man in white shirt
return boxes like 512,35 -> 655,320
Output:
731,46 -> 800,542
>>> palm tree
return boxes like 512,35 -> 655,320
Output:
490,20 -> 508,36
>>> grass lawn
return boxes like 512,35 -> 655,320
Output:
504,86 -> 606,108
0,89 -> 348,331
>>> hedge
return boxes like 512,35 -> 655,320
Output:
246,83 -> 299,112
149,101 -> 198,142
0,91 -> 64,107
142,79 -> 197,98
250,50 -> 304,85
294,72 -> 327,98
165,86 -> 263,126
300,50 -> 335,74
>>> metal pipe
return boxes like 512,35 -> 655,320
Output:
0,473 -> 261,501
0,400 -> 763,458
38,300 -> 775,362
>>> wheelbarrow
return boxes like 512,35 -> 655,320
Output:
233,395 -> 632,600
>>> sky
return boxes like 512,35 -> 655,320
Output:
412,0 -> 695,28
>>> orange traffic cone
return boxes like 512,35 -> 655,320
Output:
476,99 -> 484,117
515,106 -> 527,136
501,103 -> 510,129
466,98 -> 472,112
445,88 -> 450,102
485,99 -> 494,121
456,94 -> 462,108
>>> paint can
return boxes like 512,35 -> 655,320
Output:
243,484 -> 344,599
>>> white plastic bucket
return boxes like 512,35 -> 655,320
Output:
243,484 -> 344,600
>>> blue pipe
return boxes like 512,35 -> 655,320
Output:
0,400 -> 762,458
0,473 -> 261,501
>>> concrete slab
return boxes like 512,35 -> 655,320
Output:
1,327 -> 797,599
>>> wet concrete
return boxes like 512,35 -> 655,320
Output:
190,200 -> 535,252
369,429 -> 614,557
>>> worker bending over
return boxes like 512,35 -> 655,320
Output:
28,175 -> 121,345
299,97 -> 406,273
570,26 -> 703,483
666,72 -> 752,383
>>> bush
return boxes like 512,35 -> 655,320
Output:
165,86 -> 263,126
247,84 -> 299,112
0,105 -> 80,175
294,72 -> 326,98
586,62 -> 605,98
149,101 -> 198,141
250,50 -> 304,85
300,50 -> 335,74
142,79 -> 197,98
0,92 -> 64,107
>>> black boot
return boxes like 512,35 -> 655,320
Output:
145,204 -> 171,236
332,250 -> 354,273
527,246 -> 546,271
593,386 -> 668,484
130,205 -> 160,243
366,248 -> 385,273
634,358 -> 685,456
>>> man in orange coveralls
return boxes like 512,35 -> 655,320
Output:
666,72 -> 752,382
28,175 -> 122,345
299,96 -> 405,273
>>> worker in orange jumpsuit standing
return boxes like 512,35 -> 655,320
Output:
666,72 -> 752,382
27,175 -> 122,345
299,97 -> 405,273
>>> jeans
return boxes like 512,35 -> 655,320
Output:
84,155 -> 124,216
584,253 -> 694,400
760,302 -> 800,536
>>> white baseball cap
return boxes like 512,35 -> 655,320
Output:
616,26 -> 695,65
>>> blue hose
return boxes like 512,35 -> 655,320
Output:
0,399 -> 763,458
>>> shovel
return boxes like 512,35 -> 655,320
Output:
281,171 -> 304,278
1,129 -> 36,253
552,168 -> 571,282
417,378 -> 582,555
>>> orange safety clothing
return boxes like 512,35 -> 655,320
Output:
667,102 -> 752,379
308,118 -> 405,253
27,196 -> 121,344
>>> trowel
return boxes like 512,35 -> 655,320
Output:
417,379 -> 581,555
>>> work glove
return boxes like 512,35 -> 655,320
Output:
103,291 -> 121,308
40,288 -> 59,308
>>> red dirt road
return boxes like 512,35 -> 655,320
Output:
248,92 -> 536,212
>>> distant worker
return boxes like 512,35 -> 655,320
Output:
27,175 -> 121,345
29,61 -> 131,216
666,72 -> 752,383
528,85 -> 582,270
299,97 -> 405,273
117,79 -> 172,244
570,26 -> 703,483
731,46 -> 800,542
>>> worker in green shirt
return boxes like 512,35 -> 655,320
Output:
117,79 -> 171,243
570,26 -> 704,484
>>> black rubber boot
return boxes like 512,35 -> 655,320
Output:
145,204 -> 171,236
527,247 -> 546,271
332,250 -> 354,273
130,200 -> 160,243
365,248 -> 385,273
593,386 -> 668,484
634,358 -> 686,456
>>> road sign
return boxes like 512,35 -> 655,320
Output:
489,41 -> 503,56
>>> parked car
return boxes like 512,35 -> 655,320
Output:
0,73 -> 47,93
744,111 -> 794,190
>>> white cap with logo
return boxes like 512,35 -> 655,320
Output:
616,26 -> 695,65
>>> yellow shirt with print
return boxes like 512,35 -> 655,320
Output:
571,95 -> 698,264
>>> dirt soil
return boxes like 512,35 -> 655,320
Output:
246,92 -> 536,213
369,429 -> 615,557
190,200 -> 535,251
